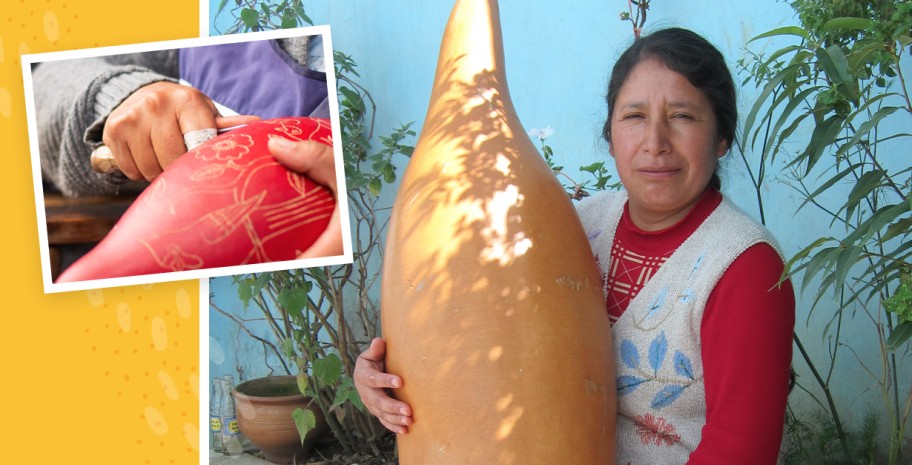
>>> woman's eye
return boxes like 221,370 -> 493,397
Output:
621,113 -> 644,120
672,113 -> 695,120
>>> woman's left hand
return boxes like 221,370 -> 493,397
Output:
267,137 -> 344,258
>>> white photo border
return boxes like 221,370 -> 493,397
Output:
22,25 -> 353,294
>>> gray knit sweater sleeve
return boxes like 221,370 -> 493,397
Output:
32,49 -> 179,197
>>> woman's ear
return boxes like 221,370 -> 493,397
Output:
716,138 -> 729,158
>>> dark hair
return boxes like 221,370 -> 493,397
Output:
602,28 -> 736,190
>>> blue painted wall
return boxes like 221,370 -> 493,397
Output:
209,0 -> 911,440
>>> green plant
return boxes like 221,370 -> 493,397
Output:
527,126 -> 620,200
215,0 -> 312,34
618,0 -> 650,38
740,0 -> 912,462
783,406 -> 883,464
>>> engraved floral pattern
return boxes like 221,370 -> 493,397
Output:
193,133 -> 255,162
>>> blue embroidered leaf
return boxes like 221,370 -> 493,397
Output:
620,339 -> 640,369
673,351 -> 694,379
646,288 -> 668,319
651,384 -> 686,409
648,331 -> 668,374
690,252 -> 706,276
617,375 -> 647,396
678,288 -> 694,303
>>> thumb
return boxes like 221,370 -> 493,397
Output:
268,138 -> 337,194
363,337 -> 387,363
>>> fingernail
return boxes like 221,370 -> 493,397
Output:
269,136 -> 295,150
391,378 -> 401,388
399,408 -> 408,415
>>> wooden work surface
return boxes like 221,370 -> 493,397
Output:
44,193 -> 136,245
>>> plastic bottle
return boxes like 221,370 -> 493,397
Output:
210,377 -> 225,453
219,376 -> 244,456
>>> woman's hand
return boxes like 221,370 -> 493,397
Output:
268,137 -> 344,259
103,81 -> 258,181
354,337 -> 414,434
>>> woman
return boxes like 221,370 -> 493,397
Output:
355,28 -> 795,464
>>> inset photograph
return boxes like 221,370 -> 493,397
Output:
23,27 -> 350,293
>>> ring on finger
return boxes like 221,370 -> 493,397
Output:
183,128 -> 217,149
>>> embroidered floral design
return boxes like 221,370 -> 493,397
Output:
634,413 -> 681,446
616,331 -> 694,408
690,252 -> 706,276
678,288 -> 694,303
645,287 -> 668,319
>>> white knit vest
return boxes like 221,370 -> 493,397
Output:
577,190 -> 781,464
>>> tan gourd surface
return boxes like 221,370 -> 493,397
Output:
381,0 -> 616,463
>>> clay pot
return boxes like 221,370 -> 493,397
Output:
56,117 -> 335,283
232,375 -> 328,465
380,1 -> 616,464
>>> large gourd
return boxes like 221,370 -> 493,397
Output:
380,1 -> 616,464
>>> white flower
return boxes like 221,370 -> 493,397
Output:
527,126 -> 556,141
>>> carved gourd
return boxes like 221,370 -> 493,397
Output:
380,1 -> 616,464
56,117 -> 335,283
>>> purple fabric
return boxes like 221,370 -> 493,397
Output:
179,40 -> 328,119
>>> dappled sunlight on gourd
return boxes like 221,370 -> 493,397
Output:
381,1 -> 615,463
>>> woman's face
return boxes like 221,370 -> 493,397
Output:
609,58 -> 728,231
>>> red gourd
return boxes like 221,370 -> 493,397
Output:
56,117 -> 335,283
380,1 -> 616,464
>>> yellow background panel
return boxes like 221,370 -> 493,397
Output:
1,1 -> 201,463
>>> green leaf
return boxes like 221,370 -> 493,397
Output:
237,278 -> 253,307
240,8 -> 259,28
848,40 -> 887,75
835,105 -> 900,162
338,87 -> 365,113
783,237 -> 833,281
331,376 -> 356,409
749,26 -> 810,43
821,17 -> 874,33
798,163 -> 863,212
217,0 -> 229,14
291,407 -> 317,444
801,114 -> 844,175
253,272 -> 271,295
849,201 -> 907,249
741,63 -> 810,151
280,338 -> 296,359
900,35 -> 912,51
884,216 -> 912,242
820,45 -> 859,101
886,321 -> 912,350
382,163 -> 396,184
763,86 -> 819,164
281,16 -> 297,29
884,273 -> 912,322
277,287 -> 309,320
369,178 -> 382,196
844,169 -> 885,221
313,353 -> 343,386
348,387 -> 366,412
294,3 -> 313,25
296,371 -> 311,396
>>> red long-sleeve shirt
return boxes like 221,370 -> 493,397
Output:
602,189 -> 795,464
